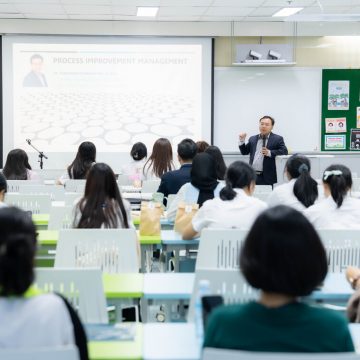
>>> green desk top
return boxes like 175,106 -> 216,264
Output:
37,229 -> 161,246
37,230 -> 58,245
102,273 -> 143,299
88,324 -> 142,360
32,214 -> 49,226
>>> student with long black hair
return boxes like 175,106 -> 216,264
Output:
0,207 -> 88,359
3,149 -> 39,180
304,164 -> 360,228
204,206 -> 354,352
267,154 -> 319,210
167,153 -> 223,222
57,141 -> 96,185
182,161 -> 267,239
205,145 -> 227,181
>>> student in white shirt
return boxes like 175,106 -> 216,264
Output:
143,138 -> 174,181
182,161 -> 267,239
167,152 -> 224,222
57,141 -> 96,185
267,154 -> 319,211
304,164 -> 360,229
2,149 -> 39,181
0,207 -> 88,359
122,142 -> 147,183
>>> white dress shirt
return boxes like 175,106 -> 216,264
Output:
303,194 -> 360,229
267,179 -> 325,211
0,293 -> 75,348
192,188 -> 268,232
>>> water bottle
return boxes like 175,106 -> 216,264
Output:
194,279 -> 211,344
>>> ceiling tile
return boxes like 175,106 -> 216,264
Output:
0,13 -> 25,18
248,7 -> 282,16
201,15 -> 246,21
262,0 -> 315,5
205,6 -> 255,16
15,4 -> 65,14
160,0 -> 213,6
63,4 -> 112,14
158,6 -> 207,16
111,6 -> 136,15
157,15 -> 201,21
61,0 -> 111,4
68,14 -> 113,19
319,0 -> 360,5
212,0 -> 264,6
0,3 -> 20,12
12,0 -> 60,3
23,13 -> 69,19
111,0 -> 160,4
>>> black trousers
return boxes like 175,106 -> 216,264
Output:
255,173 -> 273,186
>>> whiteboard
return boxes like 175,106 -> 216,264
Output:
214,67 -> 322,153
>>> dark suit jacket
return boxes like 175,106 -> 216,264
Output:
239,132 -> 288,185
157,163 -> 192,201
23,71 -> 48,87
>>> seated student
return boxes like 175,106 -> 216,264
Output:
304,164 -> 360,229
204,205 -> 354,353
121,142 -> 147,184
57,141 -> 96,185
157,138 -> 197,201
196,140 -> 209,153
143,138 -> 174,181
205,145 -> 227,181
167,153 -> 224,222
3,149 -> 39,180
0,207 -> 88,359
0,173 -> 7,208
73,163 -> 140,260
267,154 -> 319,211
182,161 -> 267,239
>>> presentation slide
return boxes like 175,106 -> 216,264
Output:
3,36 -> 212,167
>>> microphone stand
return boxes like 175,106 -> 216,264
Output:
26,139 -> 48,169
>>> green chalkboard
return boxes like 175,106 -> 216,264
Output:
321,69 -> 360,151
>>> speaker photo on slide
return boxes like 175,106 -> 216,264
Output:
23,53 -> 48,87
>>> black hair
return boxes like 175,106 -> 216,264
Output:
67,141 -> 96,180
0,172 -> 8,193
259,115 -> 275,126
30,54 -> 43,63
130,142 -> 147,161
323,164 -> 352,208
220,161 -> 255,201
76,163 -> 129,229
178,138 -> 197,161
205,146 -> 227,181
240,205 -> 327,297
3,149 -> 32,180
0,207 -> 37,296
285,154 -> 318,208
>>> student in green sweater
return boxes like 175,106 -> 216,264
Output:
204,205 -> 354,353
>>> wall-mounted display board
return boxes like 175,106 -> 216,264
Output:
321,69 -> 360,151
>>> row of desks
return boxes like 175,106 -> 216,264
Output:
90,322 -> 360,360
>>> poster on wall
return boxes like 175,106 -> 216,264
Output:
357,107 -> 360,128
328,81 -> 349,110
350,129 -> 360,150
325,117 -> 347,133
325,135 -> 346,150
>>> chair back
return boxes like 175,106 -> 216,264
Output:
166,194 -> 176,210
5,193 -> 51,214
35,268 -> 107,324
318,229 -> 360,272
64,180 -> 86,193
0,345 -> 79,360
55,229 -> 139,273
188,269 -> 257,321
117,175 -> 132,186
18,184 -> 65,201
65,193 -> 81,206
203,348 -> 360,360
7,180 -> 41,192
352,178 -> 360,192
37,169 -> 66,181
48,205 -> 74,230
253,185 -> 272,194
196,229 -> 248,270
142,179 -> 160,193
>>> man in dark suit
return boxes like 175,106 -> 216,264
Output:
23,54 -> 48,87
239,115 -> 288,186
158,138 -> 197,203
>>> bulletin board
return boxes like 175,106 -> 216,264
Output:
321,69 -> 360,151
